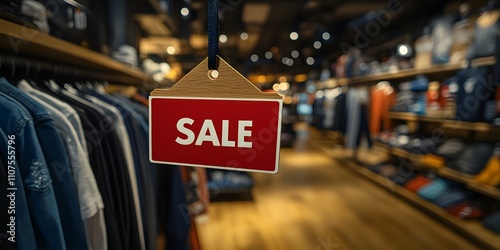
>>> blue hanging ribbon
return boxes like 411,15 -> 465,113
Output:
208,0 -> 219,70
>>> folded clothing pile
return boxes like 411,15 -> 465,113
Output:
206,170 -> 254,192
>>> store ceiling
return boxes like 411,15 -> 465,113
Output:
138,0 -> 467,77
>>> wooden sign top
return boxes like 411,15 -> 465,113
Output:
151,56 -> 282,100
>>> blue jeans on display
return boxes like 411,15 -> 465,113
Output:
455,67 -> 493,122
0,79 -> 87,250
433,189 -> 468,208
0,92 -> 65,250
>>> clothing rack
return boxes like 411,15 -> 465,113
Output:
0,54 -> 154,88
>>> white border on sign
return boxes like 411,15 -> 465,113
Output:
149,96 -> 283,174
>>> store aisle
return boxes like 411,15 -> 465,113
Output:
197,124 -> 479,250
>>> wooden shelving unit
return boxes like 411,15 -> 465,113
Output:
314,34 -> 499,248
373,141 -> 500,201
339,158 -> 500,250
468,181 -> 500,201
389,112 -> 500,133
319,56 -> 495,86
0,19 -> 155,86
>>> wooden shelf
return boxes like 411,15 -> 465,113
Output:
339,158 -> 500,250
321,57 -> 495,86
374,142 -> 500,201
392,147 -> 410,158
0,19 -> 155,86
389,112 -> 500,133
468,181 -> 500,201
438,168 -> 473,184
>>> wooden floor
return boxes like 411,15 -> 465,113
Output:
196,125 -> 480,250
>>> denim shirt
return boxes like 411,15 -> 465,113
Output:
0,78 -> 87,250
17,80 -> 88,155
0,127 -> 37,250
467,12 -> 499,60
18,81 -> 104,220
0,92 -> 65,250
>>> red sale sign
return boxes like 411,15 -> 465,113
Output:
150,97 -> 282,174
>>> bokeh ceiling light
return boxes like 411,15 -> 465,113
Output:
265,51 -> 273,59
294,74 -> 308,82
166,46 -> 176,55
313,41 -> 322,49
240,32 -> 249,41
322,32 -> 331,40
251,54 -> 259,62
397,44 -> 413,57
180,7 -> 189,16
272,83 -> 280,92
279,76 -> 287,82
291,50 -> 299,58
219,34 -> 228,43
279,82 -> 290,91
306,57 -> 315,65
289,31 -> 299,41
282,57 -> 289,65
257,75 -> 267,83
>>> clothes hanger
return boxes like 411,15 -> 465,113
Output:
28,61 -> 43,89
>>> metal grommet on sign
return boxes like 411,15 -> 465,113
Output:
208,70 -> 219,80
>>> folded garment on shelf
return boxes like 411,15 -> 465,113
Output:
482,211 -> 500,233
433,189 -> 468,208
409,92 -> 427,115
434,138 -> 466,161
447,143 -> 494,175
474,156 -> 500,186
418,179 -> 449,201
421,154 -> 445,169
22,0 -> 49,33
446,202 -> 484,219
375,131 -> 396,144
484,100 -> 498,122
392,82 -> 415,112
404,137 -> 442,155
391,134 -> 412,148
405,175 -> 433,193
410,75 -> 430,92
391,171 -> 417,186
207,170 -> 254,191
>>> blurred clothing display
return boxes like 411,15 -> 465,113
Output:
369,82 -> 396,136
455,67 -> 493,122
414,27 -> 433,69
482,211 -> 500,233
467,10 -> 499,60
450,16 -> 475,64
21,0 -> 49,33
0,77 -> 193,250
345,88 -> 371,149
431,15 -> 455,65
474,154 -> 500,186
